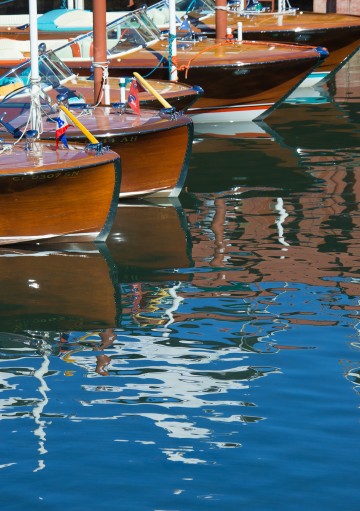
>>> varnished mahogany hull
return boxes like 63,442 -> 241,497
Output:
191,12 -> 360,75
0,27 -> 88,42
102,121 -> 193,198
41,114 -> 194,198
0,142 -> 121,245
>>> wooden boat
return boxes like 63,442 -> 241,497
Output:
0,4 -> 327,121
2,0 -> 357,89
0,0 -> 121,246
148,0 -> 360,85
0,135 -> 121,245
42,8 -> 328,122
0,1 -> 203,112
0,2 -> 195,199
0,85 -> 194,198
0,46 -> 203,113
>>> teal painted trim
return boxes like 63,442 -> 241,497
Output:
37,9 -> 92,32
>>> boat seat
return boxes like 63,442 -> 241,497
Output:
54,10 -> 93,28
37,9 -> 93,31
0,48 -> 25,60
147,9 -> 170,27
0,80 -> 23,97
80,39 -> 93,59
54,44 -> 75,59
0,37 -> 30,52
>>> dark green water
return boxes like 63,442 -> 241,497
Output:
0,52 -> 359,511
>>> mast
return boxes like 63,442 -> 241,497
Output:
215,0 -> 227,40
93,0 -> 108,105
168,0 -> 178,81
29,0 -> 42,135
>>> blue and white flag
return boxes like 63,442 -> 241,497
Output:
55,110 -> 70,149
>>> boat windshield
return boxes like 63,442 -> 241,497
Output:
53,9 -> 161,61
0,51 -> 76,100
147,0 -> 214,25
227,0 -> 297,14
175,0 -> 214,13
0,85 -> 55,136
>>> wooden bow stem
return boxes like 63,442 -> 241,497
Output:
133,72 -> 173,109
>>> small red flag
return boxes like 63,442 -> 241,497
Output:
128,79 -> 140,115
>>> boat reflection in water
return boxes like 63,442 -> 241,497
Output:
0,109 -> 359,471
183,87 -> 360,355
187,92 -> 360,289
0,198 -> 193,333
0,193 -> 286,471
0,60 -> 359,470
318,48 -> 360,126
0,197 -> 197,468
188,118 -> 311,196
264,55 -> 360,146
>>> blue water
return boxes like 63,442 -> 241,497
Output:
0,53 -> 359,510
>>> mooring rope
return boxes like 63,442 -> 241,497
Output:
177,40 -> 236,79
142,53 -> 168,78
168,32 -> 177,80
92,61 -> 109,107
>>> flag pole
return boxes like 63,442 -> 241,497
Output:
29,0 -> 42,135
133,72 -> 173,109
59,104 -> 99,144
168,0 -> 178,81
215,0 -> 228,40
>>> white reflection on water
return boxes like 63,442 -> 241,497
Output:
274,197 -> 290,248
0,262 -> 358,473
76,335 -> 279,406
32,355 -> 49,472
